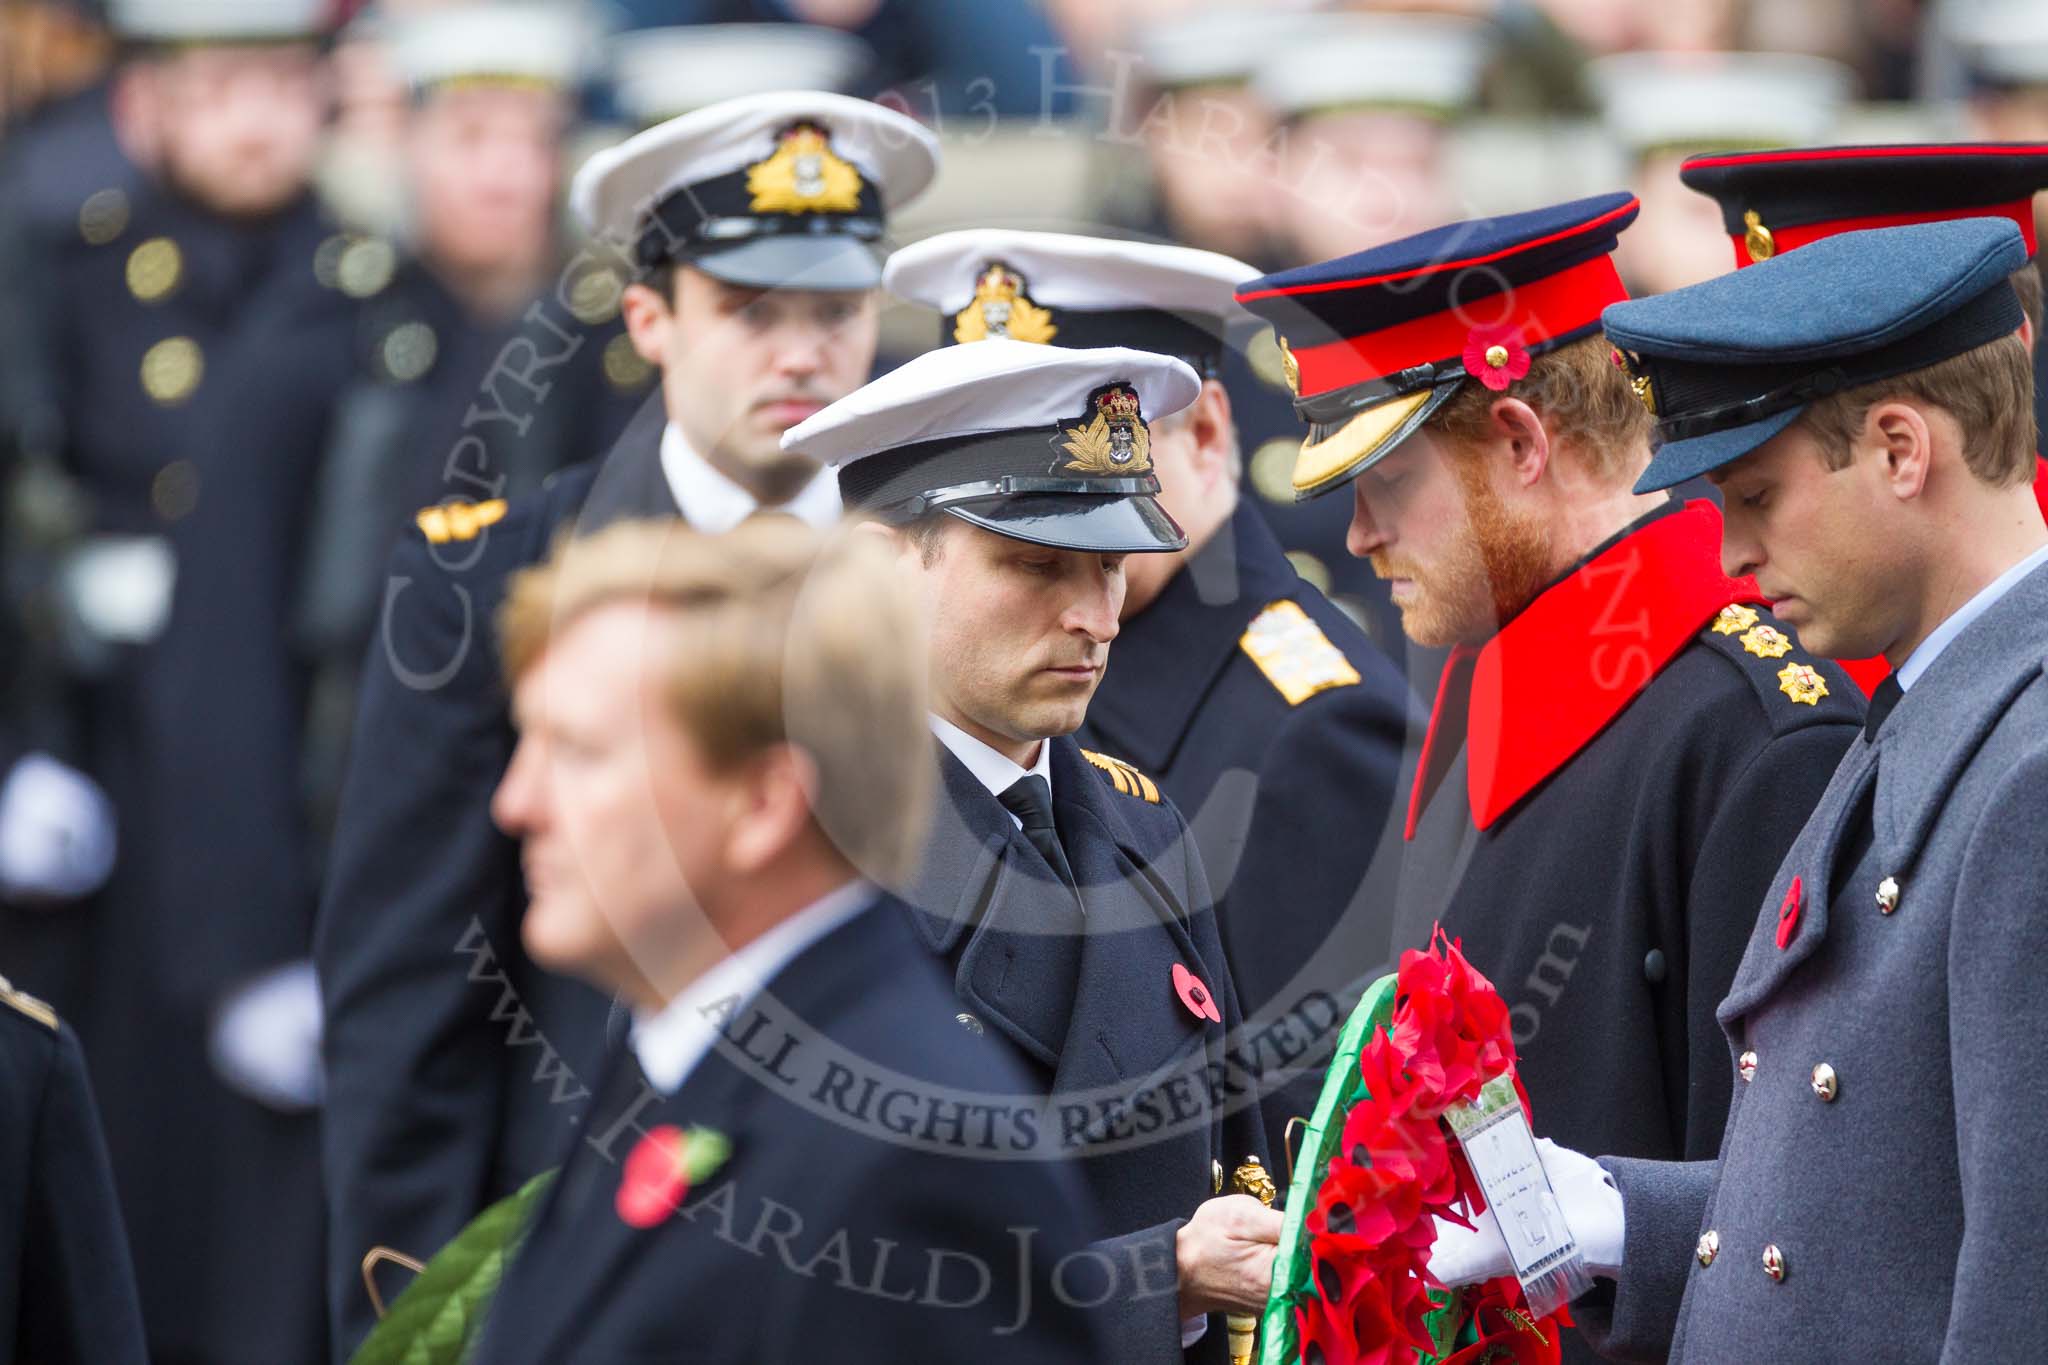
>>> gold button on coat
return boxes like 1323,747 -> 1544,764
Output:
1876,876 -> 1900,915
954,1011 -> 983,1035
1696,1230 -> 1719,1267
1811,1063 -> 1838,1102
1762,1244 -> 1786,1281
1738,1051 -> 1758,1083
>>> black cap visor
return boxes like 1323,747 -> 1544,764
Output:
944,492 -> 1187,554
689,233 -> 883,292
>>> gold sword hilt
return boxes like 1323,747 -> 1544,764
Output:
1227,1155 -> 1278,1365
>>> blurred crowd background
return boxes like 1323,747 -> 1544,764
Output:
1,0 -> 2044,1361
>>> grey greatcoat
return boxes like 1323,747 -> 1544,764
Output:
1579,557 -> 2048,1362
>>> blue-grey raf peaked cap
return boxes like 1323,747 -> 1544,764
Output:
1606,216 -> 2030,492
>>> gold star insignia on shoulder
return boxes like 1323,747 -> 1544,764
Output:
415,499 -> 509,544
1740,623 -> 1792,659
747,122 -> 863,215
0,975 -> 57,1030
1777,662 -> 1829,706
953,262 -> 1057,345
1056,384 -> 1152,476
1081,749 -> 1160,803
1712,603 -> 1759,635
1240,599 -> 1361,705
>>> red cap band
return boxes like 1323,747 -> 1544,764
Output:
1289,255 -> 1629,398
1732,196 -> 2039,267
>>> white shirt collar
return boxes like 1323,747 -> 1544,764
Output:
927,713 -> 1052,829
1895,540 -> 2048,692
658,422 -> 842,534
630,879 -> 875,1095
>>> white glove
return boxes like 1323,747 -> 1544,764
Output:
209,960 -> 324,1112
1427,1138 -> 1626,1287
0,752 -> 117,904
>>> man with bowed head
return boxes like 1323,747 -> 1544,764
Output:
785,339 -> 1280,1361
1234,193 -> 1864,1362
1436,218 -> 2048,1363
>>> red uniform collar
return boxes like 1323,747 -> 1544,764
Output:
1405,500 -> 1762,838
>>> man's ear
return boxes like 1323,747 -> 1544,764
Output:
620,281 -> 673,367
2019,313 -> 2036,356
1866,399 -> 1935,501
725,745 -> 818,875
1489,396 -> 1552,488
1188,379 -> 1237,489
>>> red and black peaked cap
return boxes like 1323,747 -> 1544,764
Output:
1233,192 -> 1640,501
1681,142 -> 2048,268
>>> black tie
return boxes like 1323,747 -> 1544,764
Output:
998,775 -> 1078,893
1864,674 -> 1903,742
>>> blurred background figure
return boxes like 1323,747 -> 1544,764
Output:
608,0 -> 1067,117
1234,11 -> 1492,667
1950,0 -> 2048,451
0,0 -> 110,132
0,2 -> 341,1359
1593,50 -> 1852,296
1253,11 -> 1490,267
1117,6 -> 1308,269
1539,0 -> 1746,56
0,0 -> 2038,1360
177,0 -> 645,852
610,20 -> 875,123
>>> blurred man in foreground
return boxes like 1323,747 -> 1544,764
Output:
477,517 -> 1104,1362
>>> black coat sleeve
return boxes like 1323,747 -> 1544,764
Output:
4,1016 -> 148,1364
313,527 -> 526,1360
1221,680 -> 1412,1013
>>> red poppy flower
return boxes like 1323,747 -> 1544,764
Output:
1293,929 -> 1527,1362
1393,929 -> 1515,1115
616,1125 -> 693,1228
1462,324 -> 1532,392
614,1124 -> 731,1230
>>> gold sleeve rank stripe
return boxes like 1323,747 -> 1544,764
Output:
0,975 -> 57,1030
1239,600 -> 1362,706
416,499 -> 509,545
1081,749 -> 1160,803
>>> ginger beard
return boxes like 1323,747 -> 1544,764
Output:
1369,450 -> 1556,647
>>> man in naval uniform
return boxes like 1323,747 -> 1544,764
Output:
1234,194 -> 1865,1362
784,340 -> 1278,1363
884,229 -> 1415,1160
172,2 -> 649,855
1435,217 -> 2048,1364
0,2 -> 343,1359
315,90 -> 939,1359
